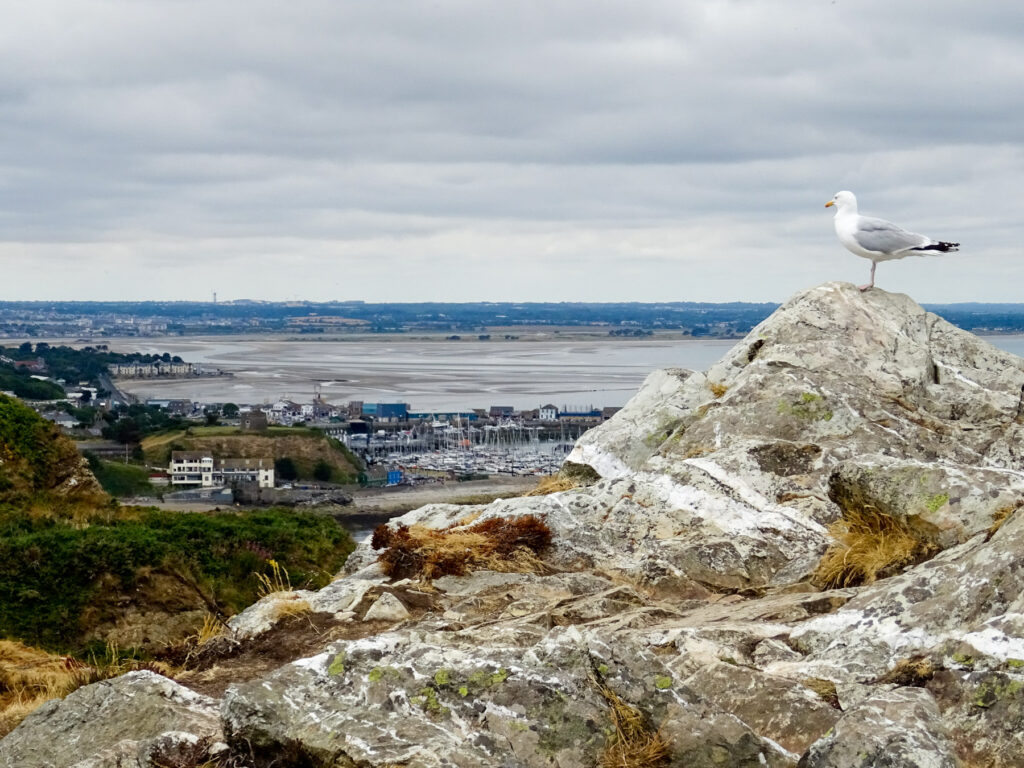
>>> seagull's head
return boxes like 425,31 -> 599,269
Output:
825,190 -> 857,212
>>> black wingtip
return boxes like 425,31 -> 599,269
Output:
915,241 -> 960,253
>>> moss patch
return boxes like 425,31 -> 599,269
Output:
413,686 -> 450,717
327,652 -> 346,676
777,392 -> 833,422
972,675 -> 1023,709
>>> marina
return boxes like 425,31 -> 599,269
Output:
344,421 -> 583,477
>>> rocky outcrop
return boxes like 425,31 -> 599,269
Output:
0,671 -> 223,768
5,283 -> 1024,766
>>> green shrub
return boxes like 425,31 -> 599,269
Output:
0,507 -> 354,651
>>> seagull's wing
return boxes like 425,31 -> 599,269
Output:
852,216 -> 929,255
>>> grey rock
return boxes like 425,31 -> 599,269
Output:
0,671 -> 222,768
927,667 -> 1024,767
779,510 -> 1024,680
798,687 -> 959,768
221,628 -> 636,767
683,661 -> 840,755
362,591 -> 411,621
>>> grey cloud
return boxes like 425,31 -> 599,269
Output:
0,1 -> 1020,301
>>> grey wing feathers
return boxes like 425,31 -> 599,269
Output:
853,216 -> 927,255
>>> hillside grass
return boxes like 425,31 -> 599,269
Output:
84,454 -> 154,498
0,506 -> 355,651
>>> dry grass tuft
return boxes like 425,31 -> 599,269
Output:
255,559 -> 292,598
193,613 -> 226,647
454,510 -> 484,527
523,474 -> 579,497
372,515 -> 553,582
872,655 -> 936,687
270,597 -> 311,621
801,677 -> 841,709
0,641 -> 83,736
988,501 -> 1023,540
0,639 -> 174,737
592,670 -> 670,767
709,381 -> 729,398
813,506 -> 937,589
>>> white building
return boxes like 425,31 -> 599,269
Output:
268,400 -> 303,425
169,451 -> 214,486
538,404 -> 559,421
169,451 -> 275,488
217,458 -> 275,488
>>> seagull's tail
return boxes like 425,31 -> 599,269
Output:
914,241 -> 960,254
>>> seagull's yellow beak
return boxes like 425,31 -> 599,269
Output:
825,200 -> 835,208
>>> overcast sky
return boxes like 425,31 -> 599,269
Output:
1,1 -> 1021,303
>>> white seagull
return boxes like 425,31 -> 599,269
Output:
825,191 -> 959,291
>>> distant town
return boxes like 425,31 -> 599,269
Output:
4,298 -> 1024,339
0,341 -> 616,499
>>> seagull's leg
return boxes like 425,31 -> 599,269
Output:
859,262 -> 876,292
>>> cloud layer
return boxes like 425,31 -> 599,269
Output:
1,1 -> 1020,301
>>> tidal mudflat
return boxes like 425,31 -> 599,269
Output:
102,336 -> 737,410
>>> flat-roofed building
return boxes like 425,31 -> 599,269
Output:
169,451 -> 214,486
169,451 -> 275,488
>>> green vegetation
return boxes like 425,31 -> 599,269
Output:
0,506 -> 354,651
0,343 -> 179,389
0,395 -> 103,507
275,457 -> 299,481
101,403 -> 188,444
0,395 -> 354,653
83,454 -> 154,498
313,458 -> 333,482
0,367 -> 64,400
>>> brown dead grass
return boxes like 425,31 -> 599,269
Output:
0,640 -> 174,737
813,506 -> 937,589
0,641 -> 84,736
709,381 -> 729,398
801,677 -> 841,710
270,597 -> 312,621
193,613 -> 226,647
592,670 -> 670,768
523,474 -> 580,496
872,655 -> 937,687
988,501 -> 1023,540
681,444 -> 715,459
371,515 -> 553,582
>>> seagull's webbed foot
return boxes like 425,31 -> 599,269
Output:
858,283 -> 873,292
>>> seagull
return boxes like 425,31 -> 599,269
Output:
825,191 -> 959,291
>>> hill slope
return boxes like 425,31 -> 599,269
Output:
0,394 -> 106,507
143,427 -> 359,482
0,396 -> 355,654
